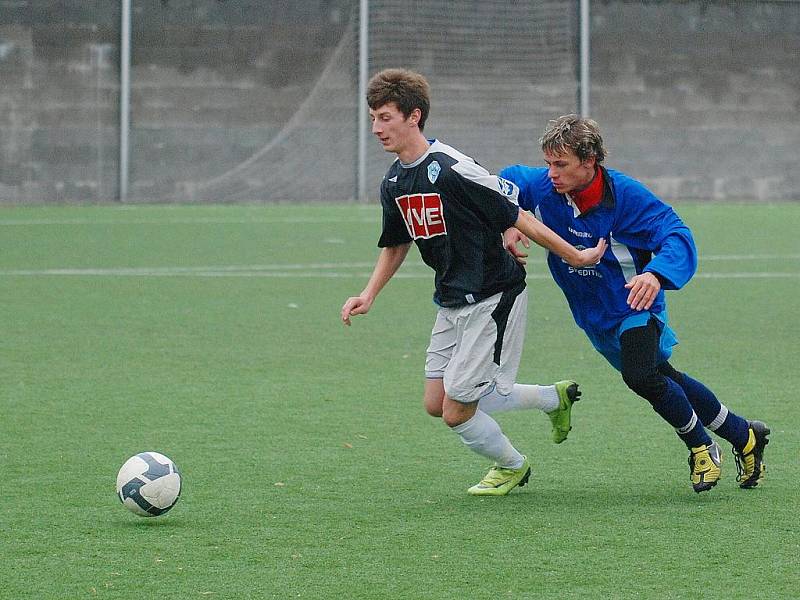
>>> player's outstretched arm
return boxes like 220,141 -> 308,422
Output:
341,243 -> 412,326
503,227 -> 530,265
513,210 -> 606,267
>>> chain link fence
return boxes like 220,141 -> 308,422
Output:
1,0 -> 798,203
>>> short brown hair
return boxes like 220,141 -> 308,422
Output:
540,114 -> 607,163
367,68 -> 431,132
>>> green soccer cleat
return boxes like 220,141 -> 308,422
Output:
688,441 -> 722,493
733,420 -> 770,489
467,457 -> 531,496
547,381 -> 581,444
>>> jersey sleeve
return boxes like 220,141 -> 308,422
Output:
447,160 -> 520,232
612,181 -> 697,289
377,178 -> 412,248
498,165 -> 546,213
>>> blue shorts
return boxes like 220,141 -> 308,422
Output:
586,310 -> 678,372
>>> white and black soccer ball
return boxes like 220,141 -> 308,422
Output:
116,452 -> 181,517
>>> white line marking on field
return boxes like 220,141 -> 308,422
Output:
694,272 -> 800,279
699,254 -> 800,261
0,267 -> 796,280
0,217 -> 379,226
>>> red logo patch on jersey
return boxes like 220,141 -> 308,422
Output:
395,193 -> 447,239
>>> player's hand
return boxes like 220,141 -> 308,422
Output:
341,295 -> 373,326
503,227 -> 530,265
570,237 -> 607,267
625,272 -> 661,311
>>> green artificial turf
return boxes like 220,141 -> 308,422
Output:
0,202 -> 797,599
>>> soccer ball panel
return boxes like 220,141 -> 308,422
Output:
116,451 -> 181,517
140,473 -> 181,509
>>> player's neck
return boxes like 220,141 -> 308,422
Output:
397,134 -> 431,164
570,167 -> 604,213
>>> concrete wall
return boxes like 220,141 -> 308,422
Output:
0,2 -> 120,202
0,0 -> 354,203
126,0 -> 355,203
591,0 -> 800,200
0,0 -> 798,203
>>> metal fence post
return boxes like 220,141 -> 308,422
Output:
119,0 -> 131,201
579,0 -> 590,117
357,0 -> 369,203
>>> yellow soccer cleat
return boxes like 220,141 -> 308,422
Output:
688,441 -> 722,493
547,381 -> 581,444
467,457 -> 531,496
733,420 -> 770,489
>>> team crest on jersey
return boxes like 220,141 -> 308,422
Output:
427,161 -> 441,184
395,193 -> 447,239
497,177 -> 513,196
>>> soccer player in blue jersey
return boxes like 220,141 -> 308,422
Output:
500,114 -> 769,492
341,70 -> 606,495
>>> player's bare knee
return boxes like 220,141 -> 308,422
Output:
441,410 -> 466,428
441,398 -> 477,428
423,378 -> 445,417
424,396 -> 443,417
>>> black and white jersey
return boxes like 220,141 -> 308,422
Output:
378,139 -> 525,307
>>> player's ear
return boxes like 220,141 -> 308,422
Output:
408,108 -> 422,128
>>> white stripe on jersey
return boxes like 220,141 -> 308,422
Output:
564,194 -> 582,218
610,233 -> 637,283
429,141 -> 520,205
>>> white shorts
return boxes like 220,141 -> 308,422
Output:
425,286 -> 528,404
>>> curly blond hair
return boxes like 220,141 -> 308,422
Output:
540,114 -> 607,163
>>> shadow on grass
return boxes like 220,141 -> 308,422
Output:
397,479 -> 740,518
113,516 -> 189,529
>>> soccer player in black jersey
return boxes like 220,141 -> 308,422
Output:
340,69 -> 606,495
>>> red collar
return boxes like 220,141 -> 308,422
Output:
570,168 -> 604,213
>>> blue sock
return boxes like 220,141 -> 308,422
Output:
677,373 -> 750,451
650,377 -> 711,448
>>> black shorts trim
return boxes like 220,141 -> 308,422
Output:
490,281 -> 526,365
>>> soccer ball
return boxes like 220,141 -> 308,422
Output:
116,452 -> 181,517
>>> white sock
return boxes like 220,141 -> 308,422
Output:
451,410 -> 524,469
478,384 -> 559,414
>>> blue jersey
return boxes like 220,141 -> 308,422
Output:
498,164 -> 697,347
